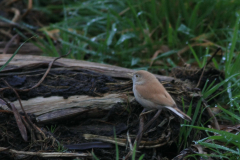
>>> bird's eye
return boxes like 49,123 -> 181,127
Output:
136,75 -> 139,77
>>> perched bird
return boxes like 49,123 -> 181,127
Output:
131,70 -> 191,122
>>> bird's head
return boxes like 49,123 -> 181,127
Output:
132,70 -> 156,85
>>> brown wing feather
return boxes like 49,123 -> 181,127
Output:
136,79 -> 176,107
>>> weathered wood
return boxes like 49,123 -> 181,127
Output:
1,94 -> 134,123
0,54 -> 174,81
0,54 -> 174,123
0,147 -> 92,158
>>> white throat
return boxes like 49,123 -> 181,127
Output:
133,80 -> 145,85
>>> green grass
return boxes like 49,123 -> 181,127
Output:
181,19 -> 240,156
0,36 -> 37,71
179,17 -> 240,158
55,141 -> 68,152
178,98 -> 202,151
9,0 -> 240,69
183,124 -> 240,159
46,124 -> 57,133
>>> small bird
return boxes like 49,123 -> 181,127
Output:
131,70 -> 191,122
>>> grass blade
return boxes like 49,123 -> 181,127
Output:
0,36 -> 36,71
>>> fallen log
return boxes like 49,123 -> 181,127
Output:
0,54 -> 173,123
2,94 -> 135,123
0,54 -> 173,80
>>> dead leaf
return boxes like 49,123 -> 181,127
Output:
191,34 -> 212,41
178,42 -> 215,56
220,124 -> 240,133
11,103 -> 28,142
150,45 -> 170,66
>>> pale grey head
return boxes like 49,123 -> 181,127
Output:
132,70 -> 156,85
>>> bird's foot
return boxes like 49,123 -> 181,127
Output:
139,109 -> 156,117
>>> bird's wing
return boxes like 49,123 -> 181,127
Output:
136,79 -> 176,107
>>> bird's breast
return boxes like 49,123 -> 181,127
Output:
133,85 -> 156,110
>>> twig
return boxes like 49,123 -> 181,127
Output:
177,52 -> 186,65
9,8 -> 21,23
195,48 -> 221,88
2,79 -> 26,115
2,79 -> 37,140
21,116 -> 36,142
0,109 -> 13,114
0,50 -> 71,92
9,103 -> 28,141
127,131 -> 133,151
202,99 -> 220,130
2,79 -> 41,137
21,0 -> 32,18
0,147 -> 91,158
19,50 -> 71,92
2,34 -> 19,54
0,29 -> 13,38
206,48 -> 221,66
84,134 -> 167,149
7,8 -> 21,34
195,65 -> 206,88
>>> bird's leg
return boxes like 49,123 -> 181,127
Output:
125,109 -> 162,160
135,112 -> 145,149
142,109 -> 162,134
141,108 -> 146,113
139,109 -> 156,117
138,108 -> 146,117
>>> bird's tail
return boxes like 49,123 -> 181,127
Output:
166,105 -> 192,122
